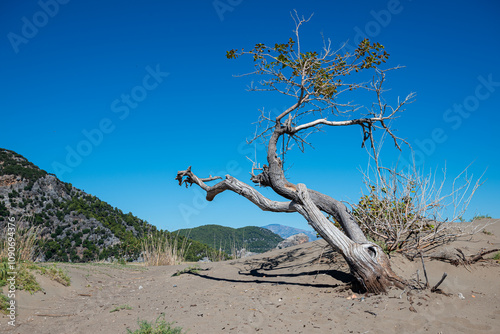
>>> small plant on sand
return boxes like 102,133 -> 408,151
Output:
208,247 -> 227,262
0,260 -> 9,286
172,265 -> 201,277
493,252 -> 500,261
0,258 -> 41,293
14,263 -> 42,293
142,231 -> 190,266
0,226 -> 70,293
110,304 -> 132,313
0,293 -> 9,314
127,314 -> 186,334
28,263 -> 71,286
117,258 -> 127,265
0,261 -> 70,294
473,214 -> 492,221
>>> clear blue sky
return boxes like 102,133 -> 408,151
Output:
1,0 -> 499,231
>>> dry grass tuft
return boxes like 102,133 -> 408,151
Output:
0,225 -> 40,262
141,232 -> 190,266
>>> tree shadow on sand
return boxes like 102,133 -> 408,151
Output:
187,247 -> 353,289
187,270 -> 351,289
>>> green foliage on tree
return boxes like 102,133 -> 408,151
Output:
227,37 -> 389,100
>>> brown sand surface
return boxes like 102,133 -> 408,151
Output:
2,219 -> 499,333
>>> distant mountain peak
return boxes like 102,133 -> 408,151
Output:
262,224 -> 320,241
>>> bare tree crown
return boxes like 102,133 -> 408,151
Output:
226,13 -> 414,164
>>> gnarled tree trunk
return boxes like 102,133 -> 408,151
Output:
176,165 -> 405,293
254,126 -> 403,292
177,15 -> 414,293
295,183 -> 404,293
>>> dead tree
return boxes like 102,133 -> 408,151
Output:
176,14 -> 414,293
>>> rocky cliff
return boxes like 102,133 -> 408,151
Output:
0,148 -> 152,262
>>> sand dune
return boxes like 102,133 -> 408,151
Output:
2,219 -> 499,333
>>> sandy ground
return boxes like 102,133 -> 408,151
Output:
1,219 -> 500,334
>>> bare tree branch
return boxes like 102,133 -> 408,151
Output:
175,167 -> 297,212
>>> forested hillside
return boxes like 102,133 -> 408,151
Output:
175,224 -> 283,254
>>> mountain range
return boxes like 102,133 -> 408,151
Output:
262,224 -> 320,241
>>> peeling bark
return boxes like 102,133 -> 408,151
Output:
295,183 -> 404,293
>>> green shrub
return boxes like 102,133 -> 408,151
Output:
127,314 -> 186,334
17,269 -> 41,293
29,263 -> 71,286
472,214 -> 492,221
0,293 -> 9,314
0,259 -> 70,294
352,183 -> 425,253
172,265 -> 200,277
0,260 -> 43,294
351,163 -> 482,255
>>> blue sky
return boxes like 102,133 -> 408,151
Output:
1,0 -> 499,232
